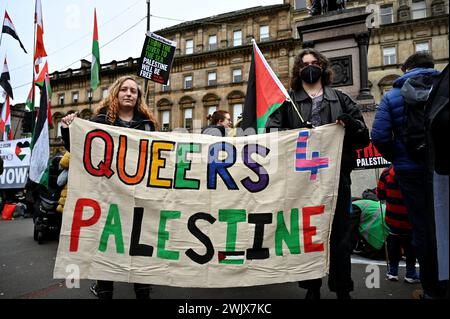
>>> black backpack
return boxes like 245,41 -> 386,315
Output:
400,74 -> 435,163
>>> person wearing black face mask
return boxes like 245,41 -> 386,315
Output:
266,48 -> 370,299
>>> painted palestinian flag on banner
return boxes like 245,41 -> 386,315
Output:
241,39 -> 290,134
2,11 -> 27,54
29,74 -> 50,188
90,8 -> 100,90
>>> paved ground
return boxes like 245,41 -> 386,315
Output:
0,218 -> 421,300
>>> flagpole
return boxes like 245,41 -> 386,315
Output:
31,0 -> 38,135
0,12 -> 5,48
144,0 -> 150,104
287,98 -> 306,124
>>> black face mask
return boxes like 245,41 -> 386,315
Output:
300,65 -> 322,84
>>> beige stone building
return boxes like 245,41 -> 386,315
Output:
44,0 -> 448,154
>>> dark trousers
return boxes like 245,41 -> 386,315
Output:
298,172 -> 354,293
396,170 -> 447,298
386,233 -> 417,274
96,280 -> 151,299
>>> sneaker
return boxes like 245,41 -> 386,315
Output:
405,274 -> 420,284
386,273 -> 399,281
89,282 -> 99,297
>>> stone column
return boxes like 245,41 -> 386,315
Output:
355,32 -> 373,100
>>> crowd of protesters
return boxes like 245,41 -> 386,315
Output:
3,47 -> 446,300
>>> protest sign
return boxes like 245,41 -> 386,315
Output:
137,32 -> 176,85
0,138 -> 32,188
53,119 -> 344,287
355,140 -> 390,170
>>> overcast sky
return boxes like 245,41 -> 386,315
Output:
0,0 -> 282,104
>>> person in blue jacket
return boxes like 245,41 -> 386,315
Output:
371,52 -> 446,299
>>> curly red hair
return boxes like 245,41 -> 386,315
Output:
94,75 -> 159,129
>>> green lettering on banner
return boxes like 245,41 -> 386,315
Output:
98,204 -> 124,253
157,210 -> 181,260
219,209 -> 246,264
174,143 -> 200,189
275,209 -> 300,256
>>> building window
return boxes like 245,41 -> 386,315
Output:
184,108 -> 193,131
184,75 -> 193,89
233,30 -> 242,47
102,88 -> 108,98
260,25 -> 269,42
207,72 -> 217,86
208,35 -> 217,51
233,104 -> 242,123
162,80 -> 170,92
207,106 -> 217,117
412,1 -> 427,19
58,94 -> 65,105
162,110 -> 170,132
294,0 -> 307,10
415,41 -> 429,53
380,5 -> 393,24
383,47 -> 396,65
72,92 -> 79,103
186,39 -> 193,54
232,69 -> 242,83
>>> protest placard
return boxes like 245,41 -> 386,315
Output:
0,138 -> 32,188
137,32 -> 176,85
354,140 -> 390,170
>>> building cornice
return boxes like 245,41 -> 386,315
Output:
156,4 -> 291,35
373,14 -> 449,35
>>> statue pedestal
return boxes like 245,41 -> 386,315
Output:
296,7 -> 375,105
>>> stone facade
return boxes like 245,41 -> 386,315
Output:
21,0 -> 447,154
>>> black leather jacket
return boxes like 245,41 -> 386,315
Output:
61,108 -> 155,152
266,86 -> 370,173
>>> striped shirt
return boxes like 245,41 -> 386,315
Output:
376,166 -> 412,235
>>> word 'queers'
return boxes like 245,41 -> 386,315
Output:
84,129 -> 270,193
70,198 -> 325,265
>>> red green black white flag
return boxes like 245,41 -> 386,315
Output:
241,39 -> 290,134
91,8 -> 100,91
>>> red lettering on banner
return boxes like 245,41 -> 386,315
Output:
83,130 -> 114,178
302,205 -> 325,253
70,198 -> 101,252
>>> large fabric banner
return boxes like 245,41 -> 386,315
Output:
53,118 -> 344,288
0,138 -> 32,189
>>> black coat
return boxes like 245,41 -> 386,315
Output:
425,64 -> 449,176
61,108 -> 155,151
266,86 -> 370,173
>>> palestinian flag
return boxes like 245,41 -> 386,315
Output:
35,61 -> 49,86
90,8 -> 100,91
34,0 -> 47,73
34,61 -> 53,127
241,40 -> 291,134
0,57 -> 13,99
25,84 -> 35,111
0,95 -> 12,140
29,74 -> 50,188
218,251 -> 245,265
1,11 -> 27,54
